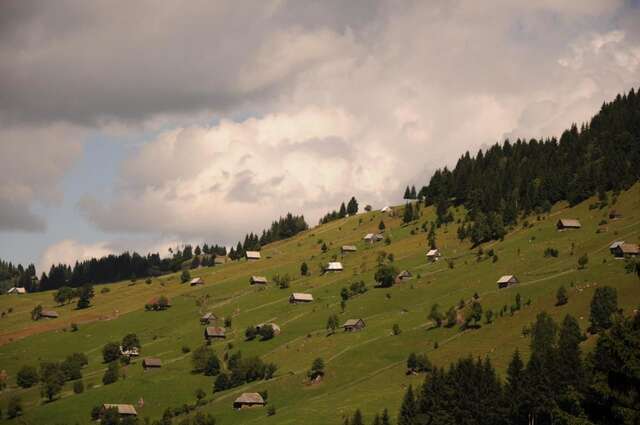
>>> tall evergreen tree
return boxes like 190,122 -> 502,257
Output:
398,385 -> 417,425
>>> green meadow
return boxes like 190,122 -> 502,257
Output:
1,184 -> 639,425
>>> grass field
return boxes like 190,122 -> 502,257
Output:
1,184 -> 639,425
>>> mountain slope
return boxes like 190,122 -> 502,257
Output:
0,183 -> 638,424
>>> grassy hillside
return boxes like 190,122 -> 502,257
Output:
0,184 -> 639,425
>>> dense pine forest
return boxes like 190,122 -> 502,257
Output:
412,88 -> 640,245
385,302 -> 640,425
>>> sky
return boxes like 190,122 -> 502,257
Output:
1,0 -> 639,273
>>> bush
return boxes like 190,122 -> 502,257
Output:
578,253 -> 589,269
73,380 -> 84,394
16,365 -> 39,388
181,270 -> 191,283
392,324 -> 401,335
556,286 -> 568,306
70,322 -> 79,332
102,342 -> 121,363
181,345 -> 191,354
267,405 -> 276,416
102,362 -> 119,385
544,247 -> 559,258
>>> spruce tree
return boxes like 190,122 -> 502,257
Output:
589,286 -> 618,332
404,186 -> 411,199
397,385 -> 416,425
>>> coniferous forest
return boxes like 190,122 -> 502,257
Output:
414,88 -> 640,245
391,307 -> 639,425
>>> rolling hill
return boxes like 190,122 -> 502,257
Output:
0,181 -> 639,424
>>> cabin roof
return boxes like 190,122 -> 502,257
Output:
103,404 -> 138,416
234,392 -> 265,404
143,357 -> 162,367
245,251 -> 261,259
497,275 -> 517,284
290,292 -> 314,301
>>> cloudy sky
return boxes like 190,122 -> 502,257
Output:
1,0 -> 639,272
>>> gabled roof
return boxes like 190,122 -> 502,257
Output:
327,262 -> 343,271
363,233 -> 383,241
143,357 -> 162,367
40,310 -> 59,318
341,245 -> 357,252
290,292 -> 314,302
214,256 -> 227,264
250,275 -> 268,284
103,404 -> 138,416
245,251 -> 261,259
557,218 -> 582,228
256,323 -> 281,334
609,241 -> 625,249
342,318 -> 364,328
205,327 -> 226,337
497,275 -> 518,284
7,287 -> 26,294
426,249 -> 440,257
234,392 -> 265,405
381,206 -> 392,212
190,277 -> 204,285
618,243 -> 640,255
201,312 -> 215,320
396,270 -> 412,279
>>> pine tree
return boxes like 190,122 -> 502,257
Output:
397,385 -> 416,425
557,315 -> 585,391
410,185 -> 417,199
339,202 -> 347,218
352,409 -> 364,425
403,203 -> 414,224
347,197 -> 359,215
589,286 -> 618,332
404,186 -> 411,199
381,409 -> 391,425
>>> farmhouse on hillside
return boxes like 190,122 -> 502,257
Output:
233,392 -> 265,409
7,287 -> 26,294
326,262 -> 343,272
381,206 -> 393,214
612,242 -> 640,258
556,219 -> 582,230
289,292 -> 314,304
497,275 -> 519,288
102,404 -> 138,417
146,296 -> 171,310
341,245 -> 357,253
342,318 -> 366,332
245,251 -> 261,260
39,310 -> 59,319
426,249 -> 441,261
609,241 -> 625,254
190,277 -> 204,286
256,323 -> 281,335
204,326 -> 226,340
395,270 -> 412,284
200,312 -> 216,324
142,358 -> 162,369
363,233 -> 384,243
250,275 -> 268,285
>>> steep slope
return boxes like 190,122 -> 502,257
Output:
0,184 -> 639,424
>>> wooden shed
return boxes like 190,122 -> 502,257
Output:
426,249 -> 441,261
7,287 -> 26,294
341,245 -> 357,253
40,310 -> 59,319
556,219 -> 582,230
142,357 -> 162,369
102,404 -> 138,417
190,277 -> 204,286
395,270 -> 413,284
233,392 -> 265,409
250,276 -> 268,285
289,293 -> 314,304
200,312 -> 216,324
326,262 -> 343,272
245,251 -> 261,260
612,243 -> 639,258
342,318 -> 366,332
204,326 -> 226,340
497,275 -> 519,288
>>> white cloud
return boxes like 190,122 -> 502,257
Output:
76,2 -> 640,245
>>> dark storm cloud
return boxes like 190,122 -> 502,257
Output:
0,0 -> 382,127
